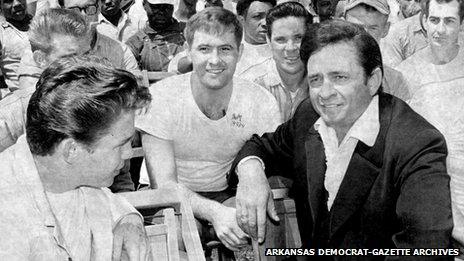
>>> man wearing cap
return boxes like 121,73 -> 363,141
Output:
126,0 -> 185,72
345,0 -> 411,101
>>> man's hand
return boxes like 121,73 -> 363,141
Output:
112,214 -> 152,261
235,159 -> 279,243
211,205 -> 249,251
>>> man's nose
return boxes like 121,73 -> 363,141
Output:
436,21 -> 446,34
285,39 -> 299,51
208,49 -> 221,64
319,80 -> 337,99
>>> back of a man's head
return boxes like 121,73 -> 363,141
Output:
265,1 -> 313,38
236,0 -> 276,17
300,19 -> 383,79
184,7 -> 243,47
28,8 -> 90,55
26,54 -> 151,156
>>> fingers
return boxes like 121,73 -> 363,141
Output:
256,204 -> 267,244
267,194 -> 280,222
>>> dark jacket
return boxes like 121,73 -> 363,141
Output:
231,93 -> 453,260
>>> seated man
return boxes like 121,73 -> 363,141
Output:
96,0 -> 139,42
0,54 -> 151,260
240,2 -> 312,122
396,0 -> 464,247
136,7 -> 281,251
126,0 -> 185,72
18,0 -> 139,91
0,8 -> 136,192
232,20 -> 453,252
344,0 -> 411,101
0,0 -> 31,93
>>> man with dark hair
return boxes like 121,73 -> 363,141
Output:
312,0 -> 341,21
0,0 -> 32,93
231,19 -> 453,253
0,54 -> 152,260
344,0 -> 411,101
241,2 -> 313,122
0,8 -> 138,192
126,0 -> 185,71
136,7 -> 281,252
396,0 -> 464,247
96,0 -> 139,42
235,0 -> 275,75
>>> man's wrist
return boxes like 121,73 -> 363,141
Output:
236,156 -> 265,179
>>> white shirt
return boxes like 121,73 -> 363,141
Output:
96,12 -> 139,42
136,72 -> 281,192
235,41 -> 272,76
314,95 -> 380,210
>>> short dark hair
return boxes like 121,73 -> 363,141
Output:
26,54 -> 151,156
300,19 -> 383,82
423,0 -> 464,22
266,2 -> 313,39
184,7 -> 243,47
236,0 -> 276,16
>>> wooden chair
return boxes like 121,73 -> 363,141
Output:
119,188 -> 206,261
141,70 -> 177,86
129,147 -> 302,260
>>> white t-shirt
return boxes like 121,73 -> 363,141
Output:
136,72 -> 282,192
235,41 -> 272,76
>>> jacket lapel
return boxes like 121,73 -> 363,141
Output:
305,127 -> 328,235
328,93 -> 393,239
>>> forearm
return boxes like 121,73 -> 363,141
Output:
176,183 -> 225,223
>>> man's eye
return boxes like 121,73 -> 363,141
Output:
220,46 -> 232,52
199,47 -> 209,53
333,75 -> 348,83
429,18 -> 439,24
308,77 -> 323,87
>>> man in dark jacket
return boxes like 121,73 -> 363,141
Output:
230,19 -> 453,259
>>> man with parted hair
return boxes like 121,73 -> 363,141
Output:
136,7 -> 281,252
0,54 -> 152,260
0,8 -> 137,192
396,0 -> 464,248
241,2 -> 313,122
230,19 -> 453,254
344,0 -> 412,101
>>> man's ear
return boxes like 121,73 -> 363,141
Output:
32,50 -> 48,68
382,21 -> 391,38
238,15 -> 245,25
238,42 -> 244,60
59,139 -> 82,164
367,67 -> 382,95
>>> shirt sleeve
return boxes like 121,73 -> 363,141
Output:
125,33 -> 143,62
135,83 -> 175,140
121,43 -> 140,71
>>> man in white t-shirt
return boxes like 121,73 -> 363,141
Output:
396,0 -> 464,249
136,7 -> 281,251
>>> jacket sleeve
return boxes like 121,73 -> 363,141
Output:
229,99 -> 317,185
390,128 -> 453,260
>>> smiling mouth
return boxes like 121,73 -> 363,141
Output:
206,69 -> 225,74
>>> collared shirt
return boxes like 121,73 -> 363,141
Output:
0,17 -> 30,91
0,136 -> 141,260
96,12 -> 139,42
240,57 -> 308,122
381,13 -> 427,67
235,41 -> 272,75
126,21 -> 185,72
314,95 -> 380,210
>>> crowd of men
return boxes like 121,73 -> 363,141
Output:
0,0 -> 463,260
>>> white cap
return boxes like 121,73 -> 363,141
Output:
147,0 -> 175,4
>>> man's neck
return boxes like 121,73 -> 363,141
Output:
276,66 -> 306,92
244,36 -> 266,46
103,10 -> 122,27
33,155 -> 76,193
429,43 -> 460,65
190,74 -> 233,120
7,17 -> 29,32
